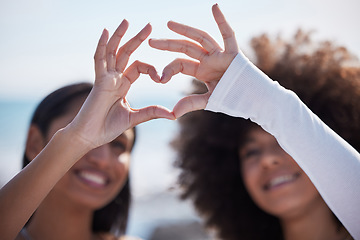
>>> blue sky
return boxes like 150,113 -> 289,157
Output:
0,0 -> 359,104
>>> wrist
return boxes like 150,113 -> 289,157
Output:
55,125 -> 93,161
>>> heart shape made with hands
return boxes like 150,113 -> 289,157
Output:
93,3 -> 238,129
127,69 -> 209,121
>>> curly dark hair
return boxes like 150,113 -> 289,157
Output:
172,30 -> 360,240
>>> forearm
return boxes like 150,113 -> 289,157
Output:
0,127 -> 89,240
206,53 -> 360,238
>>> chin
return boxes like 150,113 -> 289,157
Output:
61,186 -> 118,210
265,201 -> 306,219
260,193 -> 323,220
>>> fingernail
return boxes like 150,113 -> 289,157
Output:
101,28 -> 108,38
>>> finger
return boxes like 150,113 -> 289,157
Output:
115,23 -> 152,73
94,28 -> 110,79
167,21 -> 221,53
149,39 -> 207,61
161,58 -> 198,83
212,4 -> 238,53
160,58 -> 199,83
173,93 -> 210,118
123,60 -> 161,84
130,105 -> 176,126
106,20 -> 129,71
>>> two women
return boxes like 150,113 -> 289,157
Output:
0,4 -> 359,240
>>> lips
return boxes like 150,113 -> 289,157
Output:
77,170 -> 109,188
264,172 -> 300,191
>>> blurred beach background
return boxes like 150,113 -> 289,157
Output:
1,0 -> 359,239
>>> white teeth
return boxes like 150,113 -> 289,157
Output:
79,171 -> 106,186
267,174 -> 297,189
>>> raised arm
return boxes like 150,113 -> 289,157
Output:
71,20 -> 174,149
0,20 -> 174,240
150,4 -> 360,238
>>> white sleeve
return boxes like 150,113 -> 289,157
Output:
205,53 -> 360,238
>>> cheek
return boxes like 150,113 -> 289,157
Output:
118,152 -> 131,166
100,153 -> 131,204
113,153 -> 131,185
241,161 -> 261,196
296,169 -> 320,198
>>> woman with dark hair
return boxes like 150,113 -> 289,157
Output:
150,4 -> 360,240
0,20 -> 174,240
21,82 -> 133,238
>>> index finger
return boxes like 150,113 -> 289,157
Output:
167,21 -> 221,53
115,23 -> 152,73
212,4 -> 238,53
106,20 -> 129,71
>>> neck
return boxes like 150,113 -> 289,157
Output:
280,199 -> 347,240
25,190 -> 96,240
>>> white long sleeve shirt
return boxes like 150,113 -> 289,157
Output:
206,52 -> 360,238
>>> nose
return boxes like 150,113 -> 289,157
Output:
85,144 -> 112,168
259,147 -> 283,169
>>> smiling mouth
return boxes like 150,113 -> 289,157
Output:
77,170 -> 109,188
264,172 -> 301,191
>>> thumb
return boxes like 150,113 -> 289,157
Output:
130,105 -> 175,126
173,93 -> 210,118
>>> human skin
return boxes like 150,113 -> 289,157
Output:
239,127 -> 348,240
16,96 -> 134,240
239,127 -> 323,218
0,20 -> 174,240
149,4 -> 239,118
39,95 -> 133,210
1,5 -> 235,237
152,3 -> 356,239
16,95 -> 134,240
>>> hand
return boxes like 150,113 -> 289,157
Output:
68,20 -> 175,150
149,4 -> 239,118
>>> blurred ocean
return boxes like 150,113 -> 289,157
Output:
0,97 -> 210,239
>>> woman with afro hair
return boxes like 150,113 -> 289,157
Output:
149,4 -> 360,240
